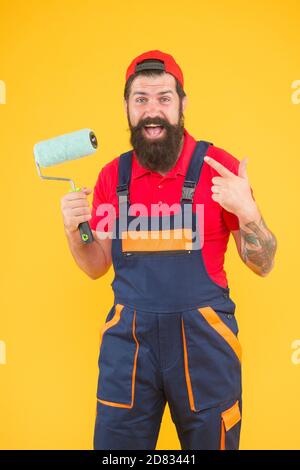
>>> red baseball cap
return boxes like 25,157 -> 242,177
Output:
125,50 -> 184,89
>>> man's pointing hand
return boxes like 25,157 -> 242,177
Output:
204,155 -> 257,218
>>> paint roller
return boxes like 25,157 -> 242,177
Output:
34,128 -> 98,244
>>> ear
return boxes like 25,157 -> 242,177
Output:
182,95 -> 188,113
123,99 -> 128,115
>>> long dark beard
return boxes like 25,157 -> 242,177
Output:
128,105 -> 185,173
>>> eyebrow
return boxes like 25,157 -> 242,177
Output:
132,90 -> 174,96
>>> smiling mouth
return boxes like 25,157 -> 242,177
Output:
143,125 -> 165,138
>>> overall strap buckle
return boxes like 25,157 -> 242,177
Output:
117,184 -> 129,204
180,140 -> 213,204
116,151 -> 133,206
116,183 -> 129,197
181,180 -> 196,203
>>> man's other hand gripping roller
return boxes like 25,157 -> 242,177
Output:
34,128 -> 98,244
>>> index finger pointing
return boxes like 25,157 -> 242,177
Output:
204,156 -> 233,177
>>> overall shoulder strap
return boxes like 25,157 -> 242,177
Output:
116,150 -> 133,205
181,140 -> 213,203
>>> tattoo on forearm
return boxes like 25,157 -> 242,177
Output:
240,217 -> 277,274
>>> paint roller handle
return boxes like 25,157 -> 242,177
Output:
78,221 -> 94,244
69,187 -> 94,244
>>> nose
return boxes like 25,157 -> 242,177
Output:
143,100 -> 163,120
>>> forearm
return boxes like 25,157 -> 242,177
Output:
237,203 -> 277,276
64,227 -> 110,279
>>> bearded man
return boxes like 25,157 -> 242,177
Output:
61,50 -> 277,450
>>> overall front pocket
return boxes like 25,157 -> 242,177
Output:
97,304 -> 139,408
181,306 -> 242,411
198,306 -> 242,363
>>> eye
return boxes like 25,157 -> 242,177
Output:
136,97 -> 146,103
161,96 -> 170,102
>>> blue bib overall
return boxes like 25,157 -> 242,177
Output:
94,141 -> 242,450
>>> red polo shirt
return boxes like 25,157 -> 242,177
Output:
90,128 -> 255,288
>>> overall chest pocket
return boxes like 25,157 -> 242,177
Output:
181,306 -> 242,412
97,304 -> 139,409
122,228 -> 195,257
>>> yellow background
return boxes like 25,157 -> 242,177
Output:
0,0 -> 299,450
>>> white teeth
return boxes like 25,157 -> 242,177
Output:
145,124 -> 161,127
